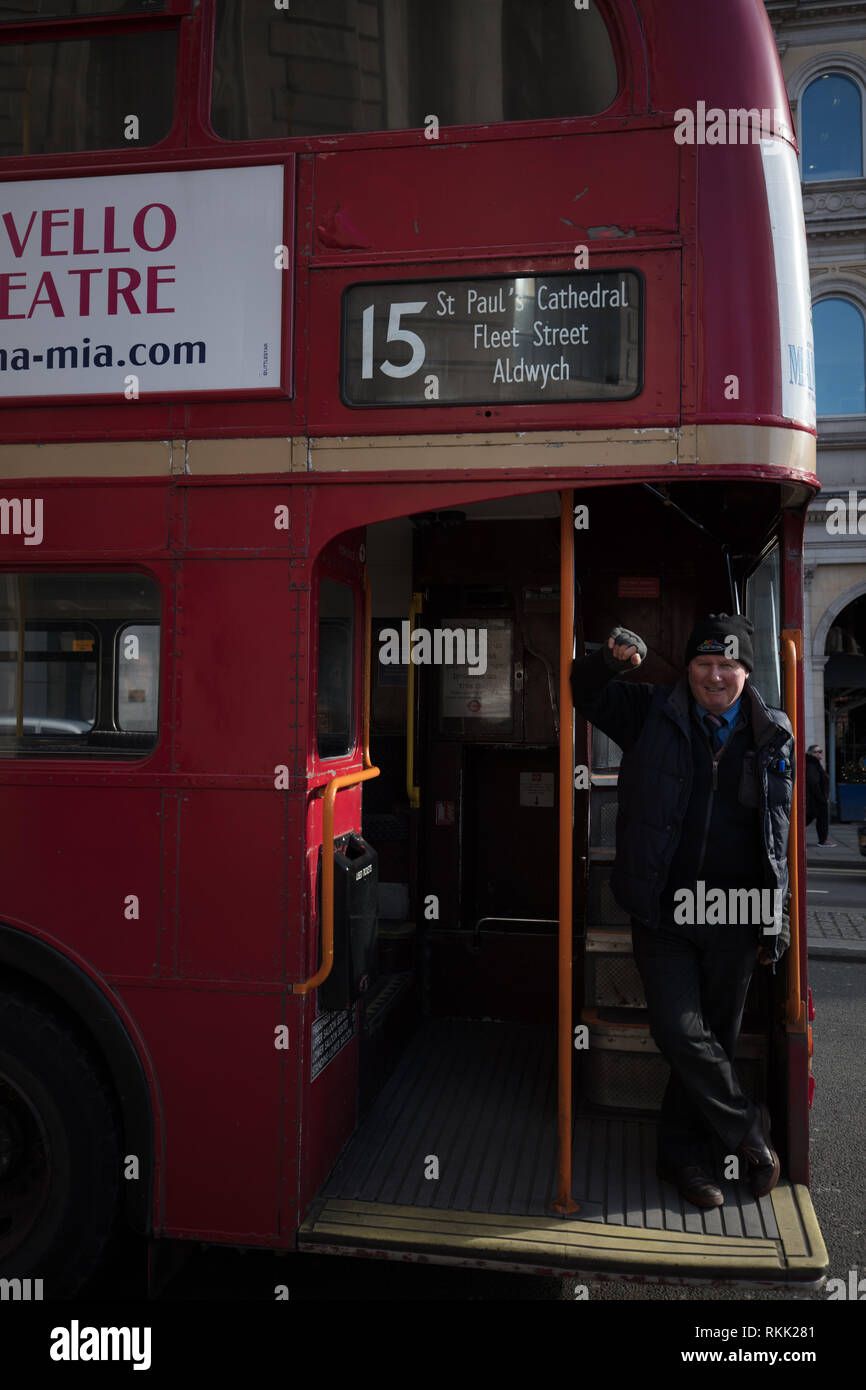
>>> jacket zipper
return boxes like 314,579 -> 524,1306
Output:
695,723 -> 742,876
692,722 -> 733,872
695,759 -> 716,877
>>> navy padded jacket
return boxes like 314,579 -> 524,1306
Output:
571,647 -> 795,961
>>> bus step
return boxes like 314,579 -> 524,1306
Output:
584,928 -> 644,1008
298,1186 -> 826,1287
582,931 -> 770,1017
579,1007 -> 766,1113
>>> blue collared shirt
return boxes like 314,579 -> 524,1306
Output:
695,695 -> 742,747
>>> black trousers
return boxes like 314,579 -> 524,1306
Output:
630,915 -> 761,1170
807,797 -> 830,842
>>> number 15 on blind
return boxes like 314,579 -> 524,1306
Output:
361,301 -> 428,379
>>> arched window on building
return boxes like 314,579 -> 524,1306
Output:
801,72 -> 863,181
814,297 -> 866,416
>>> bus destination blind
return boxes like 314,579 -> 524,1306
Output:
342,271 -> 642,406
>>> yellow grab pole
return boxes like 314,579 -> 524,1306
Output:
552,491 -> 580,1214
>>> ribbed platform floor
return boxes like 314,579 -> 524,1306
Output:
322,1018 -> 780,1240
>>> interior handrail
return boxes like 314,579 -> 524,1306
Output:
781,631 -> 805,1031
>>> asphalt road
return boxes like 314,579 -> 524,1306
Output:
806,867 -> 866,910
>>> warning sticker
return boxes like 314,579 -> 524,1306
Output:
440,617 -> 512,720
617,577 -> 659,598
310,1005 -> 356,1082
519,772 -> 554,807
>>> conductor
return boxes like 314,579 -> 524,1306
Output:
571,615 -> 795,1209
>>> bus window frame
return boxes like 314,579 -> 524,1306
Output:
0,11 -> 188,158
0,565 -> 164,763
0,0 -> 204,167
201,0 -> 637,148
0,0 -> 647,168
0,0 -> 191,25
314,572 -> 360,770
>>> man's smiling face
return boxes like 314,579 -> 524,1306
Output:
688,655 -> 748,713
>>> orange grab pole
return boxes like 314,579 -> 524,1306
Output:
552,491 -> 579,1214
781,632 -> 805,1030
293,767 -> 380,996
363,567 -> 373,770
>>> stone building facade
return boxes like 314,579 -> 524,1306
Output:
767,0 -> 866,816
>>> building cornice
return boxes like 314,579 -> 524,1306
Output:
766,1 -> 866,24
765,2 -> 866,42
813,423 -> 866,446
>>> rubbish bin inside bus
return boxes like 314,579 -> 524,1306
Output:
319,833 -> 379,1012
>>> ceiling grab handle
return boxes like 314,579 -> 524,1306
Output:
552,490 -> 580,1215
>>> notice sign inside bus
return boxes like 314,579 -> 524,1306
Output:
342,271 -> 642,406
0,164 -> 289,400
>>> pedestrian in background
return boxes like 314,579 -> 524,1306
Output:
806,745 -> 836,847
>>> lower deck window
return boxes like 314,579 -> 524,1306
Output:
0,572 -> 160,757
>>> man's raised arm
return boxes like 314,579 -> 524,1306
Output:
570,626 -> 655,752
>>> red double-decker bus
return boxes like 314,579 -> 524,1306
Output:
0,0 -> 827,1295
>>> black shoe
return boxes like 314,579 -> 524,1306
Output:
737,1103 -> 780,1198
657,1162 -> 724,1209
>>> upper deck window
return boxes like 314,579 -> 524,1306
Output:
0,0 -> 167,18
801,73 -> 863,182
211,0 -> 618,142
0,30 -> 175,154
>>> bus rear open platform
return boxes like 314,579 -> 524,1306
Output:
299,1018 -> 827,1288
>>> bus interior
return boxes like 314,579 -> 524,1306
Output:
298,479 -> 825,1286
